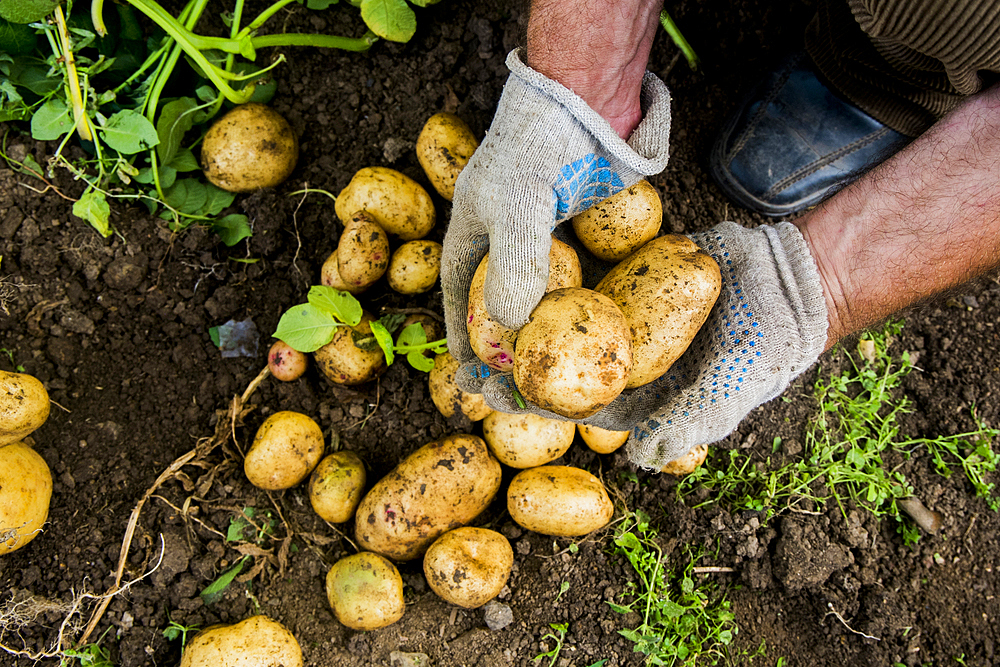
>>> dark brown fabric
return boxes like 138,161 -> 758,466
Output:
805,0 -> 1000,136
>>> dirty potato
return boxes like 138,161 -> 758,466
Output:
244,411 -> 324,490
0,370 -> 50,447
416,112 -> 479,200
578,424 -> 630,455
354,434 -> 501,561
482,411 -> 575,468
596,234 -> 721,388
180,615 -> 303,667
427,351 -> 492,422
313,311 -> 387,386
423,527 -> 513,608
0,440 -> 52,555
387,240 -> 443,295
571,180 -> 662,262
337,210 -> 390,291
326,552 -> 405,631
335,167 -> 435,240
200,103 -> 298,192
507,465 -> 614,537
309,450 -> 367,523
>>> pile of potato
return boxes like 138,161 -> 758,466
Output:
0,371 -> 53,556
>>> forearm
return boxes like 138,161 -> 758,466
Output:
526,0 -> 662,138
797,84 -> 1000,350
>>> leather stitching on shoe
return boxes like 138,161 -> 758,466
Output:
764,126 -> 893,199
727,53 -> 803,158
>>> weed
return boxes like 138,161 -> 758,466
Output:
60,643 -> 114,667
609,510 -> 738,667
533,623 -> 568,667
162,617 -> 199,651
678,320 -> 1000,532
0,348 -> 25,372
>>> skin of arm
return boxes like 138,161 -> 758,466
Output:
526,0 -> 663,139
796,82 -> 1000,350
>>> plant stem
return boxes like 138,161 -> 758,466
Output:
252,31 -> 378,50
659,9 -> 699,72
53,6 -> 94,141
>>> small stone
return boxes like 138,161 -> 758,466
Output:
390,651 -> 429,667
483,600 -> 513,630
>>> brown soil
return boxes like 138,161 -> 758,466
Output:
2,1 -> 999,666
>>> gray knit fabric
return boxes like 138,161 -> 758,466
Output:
441,48 -> 672,367
467,222 -> 829,470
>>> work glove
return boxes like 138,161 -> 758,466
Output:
440,48 -> 672,361
460,221 -> 829,470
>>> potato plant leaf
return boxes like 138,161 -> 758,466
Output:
359,0 -> 415,42
306,0 -> 338,8
200,555 -> 248,605
0,0 -> 59,24
156,97 -> 198,164
212,214 -> 252,246
101,109 -> 159,154
307,285 -> 362,327
30,98 -> 73,141
72,188 -> 112,237
369,319 -> 395,365
273,303 -> 342,352
0,18 -> 36,53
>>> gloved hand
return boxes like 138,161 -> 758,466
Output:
441,48 -> 672,364
460,221 -> 829,470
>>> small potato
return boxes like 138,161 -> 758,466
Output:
326,552 -> 405,631
423,527 -> 513,608
244,411 -> 324,490
416,112 -> 479,201
571,180 -> 662,262
0,371 -> 50,447
0,440 -> 52,555
180,615 -> 302,667
267,340 -> 307,381
355,434 -> 501,561
200,103 -> 298,193
660,444 -> 709,476
596,234 -> 721,388
309,451 -> 366,523
387,240 -> 443,294
468,237 -> 582,372
507,465 -> 614,537
482,411 -> 575,469
578,424 -> 630,455
313,311 -> 387,386
320,251 -> 365,295
427,351 -> 492,422
337,210 -> 390,290
335,167 -> 435,240
513,288 -> 632,419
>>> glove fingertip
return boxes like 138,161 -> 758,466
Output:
455,362 -> 494,394
481,374 -> 529,414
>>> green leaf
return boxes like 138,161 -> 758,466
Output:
396,321 -> 427,347
30,98 -> 72,141
155,97 -> 197,165
72,188 -> 112,237
408,0 -> 442,6
101,109 -> 159,154
200,556 -> 247,605
212,214 -> 251,246
208,326 -> 221,347
359,0 -> 416,42
307,285 -> 362,326
9,60 -> 58,95
273,303 -> 341,352
407,350 -> 434,372
369,319 -> 394,365
201,183 -> 236,216
306,0 -> 338,8
0,17 -> 37,53
162,179 -> 207,214
0,0 -> 59,24
168,148 -> 200,172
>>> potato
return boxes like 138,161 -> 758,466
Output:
244,411 -> 324,490
513,287 -> 632,419
387,240 -> 443,294
578,424 -> 630,454
507,465 -> 614,537
468,237 -> 582,371
0,371 -> 50,447
320,251 -> 365,295
427,351 -> 492,421
337,210 -> 390,290
660,444 -> 709,476
0,440 -> 52,555
416,112 -> 479,201
200,103 -> 298,193
596,234 -> 721,389
482,411 -> 575,468
309,450 -> 366,523
180,615 -> 302,667
335,167 -> 435,240
423,527 -> 512,608
326,552 -> 405,631
571,180 -> 662,262
267,340 -> 307,381
313,311 -> 387,385
354,434 -> 501,561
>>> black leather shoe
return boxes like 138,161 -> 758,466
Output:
710,52 -> 912,217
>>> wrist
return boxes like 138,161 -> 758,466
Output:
526,0 -> 662,139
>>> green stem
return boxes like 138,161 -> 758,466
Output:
239,0 -> 298,35
659,9 -> 699,72
252,30 -> 378,51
